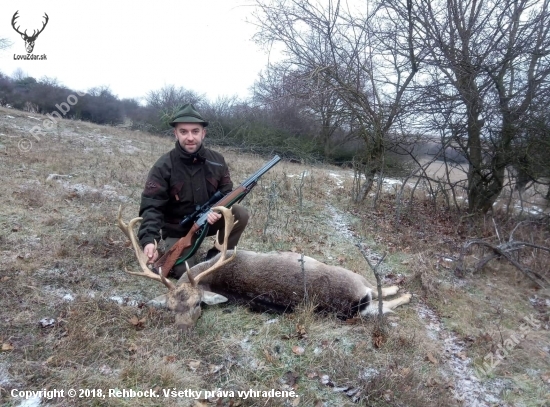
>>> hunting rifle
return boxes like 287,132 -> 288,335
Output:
153,155 -> 281,277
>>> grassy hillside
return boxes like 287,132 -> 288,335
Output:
0,107 -> 548,407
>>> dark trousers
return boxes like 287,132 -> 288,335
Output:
164,204 -> 249,278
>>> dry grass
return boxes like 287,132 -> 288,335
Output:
0,106 -> 549,407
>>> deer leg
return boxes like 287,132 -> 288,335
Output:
371,285 -> 399,299
381,293 -> 412,312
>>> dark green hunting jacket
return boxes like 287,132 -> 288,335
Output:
138,142 -> 233,248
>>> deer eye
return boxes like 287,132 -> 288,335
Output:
195,301 -> 201,308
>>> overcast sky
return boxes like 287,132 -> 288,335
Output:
1,0 -> 276,102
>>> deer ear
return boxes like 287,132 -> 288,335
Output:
201,291 -> 228,305
147,294 -> 168,308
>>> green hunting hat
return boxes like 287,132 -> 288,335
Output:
169,103 -> 209,127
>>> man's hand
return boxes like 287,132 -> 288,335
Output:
143,243 -> 158,264
206,210 -> 222,225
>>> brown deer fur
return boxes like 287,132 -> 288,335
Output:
162,250 -> 411,320
119,206 -> 411,330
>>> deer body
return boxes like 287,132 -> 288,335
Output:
182,250 -> 392,318
118,206 -> 411,330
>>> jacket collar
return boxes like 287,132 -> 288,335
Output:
175,142 -> 206,165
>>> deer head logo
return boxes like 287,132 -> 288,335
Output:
11,11 -> 49,54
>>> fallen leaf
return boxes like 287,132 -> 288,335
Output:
281,334 -> 291,340
393,277 -> 405,284
372,330 -> 386,348
307,372 -> 318,379
263,348 -> 273,361
400,367 -> 411,376
426,352 -> 438,365
426,377 -> 440,387
43,356 -> 55,365
188,360 -> 201,371
291,396 -> 300,406
2,343 -> 14,351
1,276 -> 10,282
208,364 -> 223,374
457,352 -> 468,360
344,317 -> 361,325
477,332 -> 493,343
164,355 -> 177,363
128,344 -> 138,353
282,371 -> 299,387
541,372 -> 550,384
292,346 -> 305,355
129,315 -> 146,329
296,324 -> 307,338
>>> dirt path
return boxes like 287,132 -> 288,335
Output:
322,175 -> 505,407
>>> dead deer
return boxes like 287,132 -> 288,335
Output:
117,206 -> 411,330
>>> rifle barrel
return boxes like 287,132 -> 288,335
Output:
242,155 -> 281,188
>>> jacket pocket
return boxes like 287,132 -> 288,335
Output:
206,177 -> 219,194
170,181 -> 185,201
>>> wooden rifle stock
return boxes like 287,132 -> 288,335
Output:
153,186 -> 248,277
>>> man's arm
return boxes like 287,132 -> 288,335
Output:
138,164 -> 170,249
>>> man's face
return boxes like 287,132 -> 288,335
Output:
174,123 -> 206,154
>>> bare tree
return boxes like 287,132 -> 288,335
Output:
253,62 -> 348,158
146,85 -> 204,112
411,0 -> 550,213
0,38 -> 11,51
253,0 -> 420,201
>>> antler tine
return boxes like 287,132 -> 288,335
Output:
117,205 -> 131,240
11,11 -> 25,36
192,207 -> 237,285
117,206 -> 175,290
37,13 -> 49,35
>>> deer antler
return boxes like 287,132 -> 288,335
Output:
32,13 -> 49,39
11,12 -> 49,39
117,206 -> 175,290
189,206 -> 238,286
11,11 -> 25,37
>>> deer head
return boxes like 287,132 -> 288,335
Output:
117,206 -> 237,330
11,11 -> 49,53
